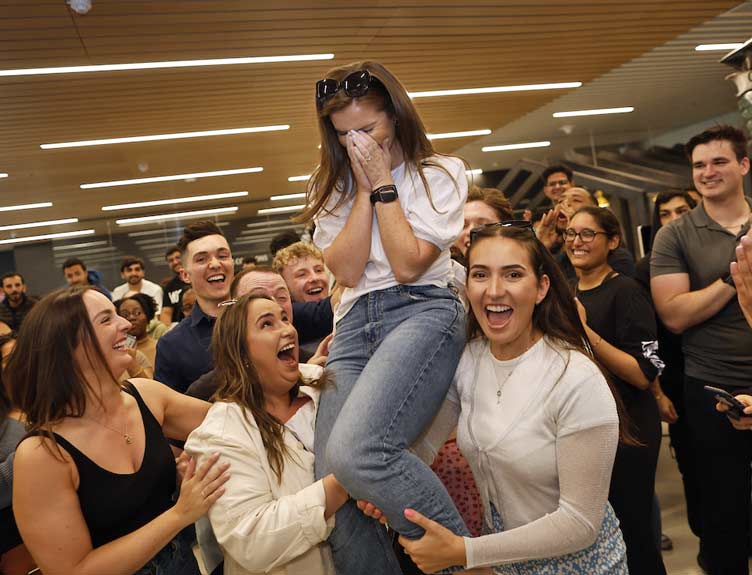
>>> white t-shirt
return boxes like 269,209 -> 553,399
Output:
111,278 -> 164,313
313,155 -> 467,323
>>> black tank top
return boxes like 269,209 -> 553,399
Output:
25,384 -> 176,548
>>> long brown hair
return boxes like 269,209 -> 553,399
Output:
211,293 -> 325,482
298,60 -> 463,223
466,226 -> 636,444
5,286 -> 120,447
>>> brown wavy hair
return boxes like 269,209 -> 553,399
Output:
5,286 -> 119,451
211,293 -> 326,482
466,226 -> 636,444
297,60 -> 464,223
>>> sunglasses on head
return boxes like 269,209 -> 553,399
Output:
316,70 -> 376,108
468,220 -> 534,245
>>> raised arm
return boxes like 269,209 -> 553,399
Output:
131,378 -> 210,441
13,438 -> 227,575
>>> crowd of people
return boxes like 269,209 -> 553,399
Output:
1,60 -> 752,575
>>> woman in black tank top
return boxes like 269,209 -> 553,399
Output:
6,287 -> 230,575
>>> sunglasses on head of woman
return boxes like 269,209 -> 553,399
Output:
315,70 -> 376,108
468,220 -> 535,245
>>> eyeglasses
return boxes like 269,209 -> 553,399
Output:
563,228 -> 608,243
217,299 -> 237,308
469,220 -> 534,245
316,70 -> 375,108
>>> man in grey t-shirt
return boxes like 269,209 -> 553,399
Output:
651,125 -> 752,574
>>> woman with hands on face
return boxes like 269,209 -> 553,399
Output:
363,223 -> 629,574
298,61 -> 469,574
7,286 -> 228,575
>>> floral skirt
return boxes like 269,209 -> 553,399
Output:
486,503 -> 629,575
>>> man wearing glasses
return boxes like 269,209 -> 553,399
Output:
541,164 -> 575,204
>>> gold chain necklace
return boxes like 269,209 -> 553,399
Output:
86,415 -> 133,445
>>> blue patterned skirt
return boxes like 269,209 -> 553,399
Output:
485,503 -> 629,575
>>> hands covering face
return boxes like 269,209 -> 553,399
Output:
345,130 -> 393,193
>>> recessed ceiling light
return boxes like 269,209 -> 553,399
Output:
81,167 -> 262,189
271,193 -> 307,201
102,191 -> 248,211
115,207 -> 238,226
52,240 -> 108,251
466,169 -> 483,176
288,175 -> 311,182
0,53 -> 335,77
553,107 -> 634,118
0,229 -> 95,245
427,129 -> 491,140
409,82 -> 581,99
482,141 -> 551,152
0,217 -> 78,232
0,201 -> 53,213
257,204 -> 306,215
695,43 -> 744,51
41,125 -> 290,149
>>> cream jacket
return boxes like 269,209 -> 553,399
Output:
185,381 -> 335,575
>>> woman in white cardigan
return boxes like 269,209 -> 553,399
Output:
366,222 -> 631,574
185,294 -> 348,575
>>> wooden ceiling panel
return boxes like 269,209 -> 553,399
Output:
0,0 -> 744,246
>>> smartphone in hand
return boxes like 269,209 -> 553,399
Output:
704,385 -> 747,420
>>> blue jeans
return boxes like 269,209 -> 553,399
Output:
315,284 -> 469,575
134,527 -> 200,575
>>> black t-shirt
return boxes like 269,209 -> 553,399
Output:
162,274 -> 189,315
575,273 -> 663,410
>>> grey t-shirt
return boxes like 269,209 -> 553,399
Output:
650,199 -> 752,386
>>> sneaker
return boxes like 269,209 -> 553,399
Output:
661,533 -> 673,551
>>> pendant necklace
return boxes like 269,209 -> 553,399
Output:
88,416 -> 133,445
495,338 -> 535,405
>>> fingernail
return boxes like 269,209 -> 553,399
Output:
404,509 -> 414,518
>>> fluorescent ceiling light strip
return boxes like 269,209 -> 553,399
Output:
0,229 -> 94,245
257,204 -> 306,215
240,226 -> 302,238
0,217 -> 78,232
126,222 -> 228,237
0,173 -> 7,178
0,54 -> 335,77
427,129 -> 491,140
466,169 -> 483,176
271,193 -> 307,201
409,81 -> 581,99
42,126 -> 290,150
246,220 -> 293,229
482,141 -> 551,152
52,240 -> 107,251
288,175 -> 311,182
116,206 -> 238,226
695,43 -> 744,51
102,191 -> 248,211
553,107 -> 634,118
135,237 -> 177,246
0,201 -> 53,213
82,167 -> 262,189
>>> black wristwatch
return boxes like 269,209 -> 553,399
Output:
722,270 -> 736,289
370,184 -> 399,205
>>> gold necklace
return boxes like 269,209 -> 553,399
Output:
494,337 -> 536,405
87,415 -> 133,445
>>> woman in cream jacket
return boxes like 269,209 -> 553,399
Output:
185,294 -> 348,575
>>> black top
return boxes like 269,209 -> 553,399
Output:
0,294 -> 37,333
575,273 -> 663,410
24,384 -> 176,548
162,274 -> 190,316
155,303 -> 215,392
292,297 -> 334,345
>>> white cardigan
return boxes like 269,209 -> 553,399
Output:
422,337 -> 619,569
185,380 -> 335,575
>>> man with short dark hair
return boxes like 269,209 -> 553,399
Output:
0,272 -> 36,332
160,245 -> 190,326
269,229 -> 300,257
541,164 -> 574,204
61,257 -> 111,299
155,221 -> 234,393
651,124 -> 752,574
111,256 -> 163,313
241,255 -> 257,271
